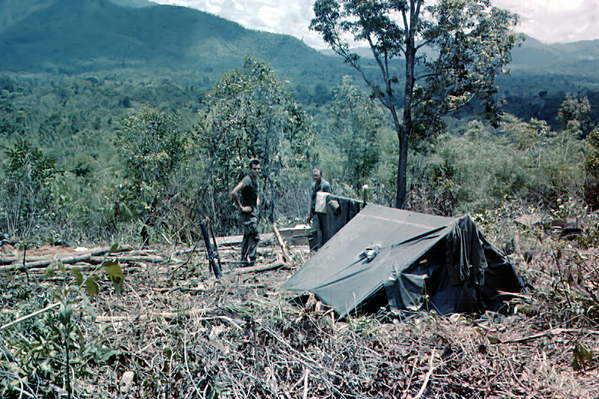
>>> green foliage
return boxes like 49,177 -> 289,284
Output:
0,139 -> 58,238
583,128 -> 599,208
311,0 -> 519,207
0,30 -> 595,245
51,161 -> 119,243
116,106 -> 189,242
557,93 -> 591,135
201,56 -> 315,228
330,76 -> 383,193
407,113 -> 585,215
102,261 -> 124,294
117,106 -> 187,203
53,287 -> 78,399
572,342 -> 593,371
0,244 -> 124,399
502,116 -> 584,206
0,71 -> 203,243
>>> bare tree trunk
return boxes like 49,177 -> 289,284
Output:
269,175 -> 275,223
397,132 -> 409,209
397,32 -> 417,209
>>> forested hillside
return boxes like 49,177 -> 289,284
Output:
1,1 -> 599,397
0,0 -> 355,97
0,0 -> 598,242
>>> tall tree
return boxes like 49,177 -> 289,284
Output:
202,56 -> 314,225
116,106 -> 188,243
311,0 -> 520,208
0,140 -> 57,237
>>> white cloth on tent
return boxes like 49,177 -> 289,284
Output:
315,192 -> 330,213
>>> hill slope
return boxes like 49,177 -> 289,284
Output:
0,0 -> 349,82
510,36 -> 599,77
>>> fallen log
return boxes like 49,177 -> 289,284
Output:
0,245 -> 132,265
0,254 -> 93,271
229,255 -> 286,276
89,255 -> 167,264
0,252 -> 165,272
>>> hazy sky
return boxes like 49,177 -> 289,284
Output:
153,0 -> 599,49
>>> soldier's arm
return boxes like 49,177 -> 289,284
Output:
231,181 -> 249,211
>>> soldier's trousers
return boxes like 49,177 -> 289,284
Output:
308,213 -> 324,252
241,215 -> 259,265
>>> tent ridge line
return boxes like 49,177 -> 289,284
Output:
362,213 -> 456,231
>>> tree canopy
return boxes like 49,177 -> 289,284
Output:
331,76 -> 383,193
201,56 -> 314,225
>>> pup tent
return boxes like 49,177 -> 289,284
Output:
284,203 -> 523,318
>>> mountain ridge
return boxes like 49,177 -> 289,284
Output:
1,0 -> 598,106
319,35 -> 599,78
0,0 -> 348,84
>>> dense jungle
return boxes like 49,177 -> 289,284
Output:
1,0 -> 599,397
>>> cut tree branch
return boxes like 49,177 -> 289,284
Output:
0,302 -> 60,331
272,223 -> 291,262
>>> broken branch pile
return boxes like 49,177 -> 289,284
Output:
0,228 -> 598,398
0,245 -> 170,272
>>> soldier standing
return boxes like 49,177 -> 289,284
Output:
307,168 -> 332,252
231,160 -> 261,267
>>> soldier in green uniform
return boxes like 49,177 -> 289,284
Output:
231,160 -> 261,267
307,168 -> 332,252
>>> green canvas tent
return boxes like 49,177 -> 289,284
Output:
284,204 -> 523,318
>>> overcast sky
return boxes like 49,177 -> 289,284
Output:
153,0 -> 599,49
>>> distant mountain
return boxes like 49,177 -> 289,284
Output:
0,0 -> 55,33
510,36 -> 599,76
320,35 -> 599,79
0,0 -> 350,84
0,0 -> 153,34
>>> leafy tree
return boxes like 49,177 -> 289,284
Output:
116,106 -> 188,243
0,139 -> 58,237
311,0 -> 520,208
201,56 -> 314,226
313,83 -> 333,104
557,93 -> 591,136
502,114 -> 551,151
331,76 -> 383,193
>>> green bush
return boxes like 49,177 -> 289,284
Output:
0,140 -> 58,238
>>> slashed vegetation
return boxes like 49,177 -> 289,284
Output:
1,8 -> 599,396
1,201 -> 599,398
